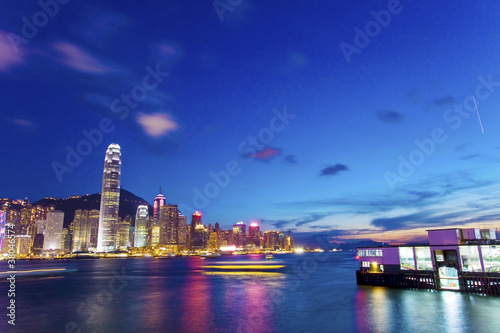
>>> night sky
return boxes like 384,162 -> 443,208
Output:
2,0 -> 500,244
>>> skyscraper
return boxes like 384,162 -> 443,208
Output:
233,222 -> 246,248
160,204 -> 181,245
97,143 -> 121,252
116,216 -> 131,250
189,211 -> 203,250
178,214 -> 187,246
248,222 -> 260,247
43,210 -> 64,251
134,205 -> 149,247
153,188 -> 166,222
72,209 -> 89,252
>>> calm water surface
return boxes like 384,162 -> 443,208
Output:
1,253 -> 499,333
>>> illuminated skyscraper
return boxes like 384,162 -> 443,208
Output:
87,210 -> 100,250
134,205 -> 149,247
160,204 -> 182,245
72,209 -> 89,252
189,211 -> 203,250
43,210 -> 64,250
116,216 -> 131,250
233,222 -> 246,248
97,143 -> 121,252
248,223 -> 260,247
178,214 -> 187,246
153,188 -> 166,222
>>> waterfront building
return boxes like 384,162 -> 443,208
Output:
43,210 -> 64,250
208,232 -> 219,250
129,226 -> 135,248
87,210 -> 99,250
116,217 -> 131,249
178,214 -> 187,246
16,235 -> 31,255
97,143 -> 121,252
160,204 -> 181,244
72,210 -> 89,252
151,225 -> 160,246
248,223 -> 260,247
72,209 -> 99,252
233,222 -> 246,248
134,205 -> 149,247
61,227 -> 70,252
264,231 -> 281,250
356,227 -> 500,295
191,224 -> 208,250
153,188 -> 166,222
285,230 -> 294,251
189,211 -> 203,250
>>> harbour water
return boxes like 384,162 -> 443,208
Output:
2,252 -> 500,332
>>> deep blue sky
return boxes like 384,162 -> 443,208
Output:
1,0 -> 500,243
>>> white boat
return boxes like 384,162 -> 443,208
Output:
201,252 -> 221,259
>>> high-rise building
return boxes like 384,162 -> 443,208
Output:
151,225 -> 160,246
61,228 -> 70,252
43,210 -> 64,250
97,143 -> 121,252
248,223 -> 260,247
285,230 -> 294,251
134,205 -> 149,247
16,235 -> 31,255
116,216 -> 131,250
87,210 -> 99,250
191,224 -> 208,250
72,210 -> 89,252
153,188 -> 166,222
208,232 -> 219,250
160,204 -> 181,245
178,215 -> 187,246
72,210 -> 100,252
233,222 -> 246,248
189,211 -> 203,250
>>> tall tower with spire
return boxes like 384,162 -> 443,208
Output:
97,143 -> 121,252
153,187 -> 166,222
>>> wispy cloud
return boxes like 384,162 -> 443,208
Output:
320,164 -> 348,176
0,30 -> 26,72
376,110 -> 404,123
261,213 -> 332,229
247,147 -> 281,161
371,210 -> 500,232
51,41 -> 115,74
136,112 -> 179,138
461,154 -> 480,161
433,96 -> 456,107
282,171 -> 496,215
283,154 -> 297,164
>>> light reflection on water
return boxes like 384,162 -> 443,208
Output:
2,253 -> 500,333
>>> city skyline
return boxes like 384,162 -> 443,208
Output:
1,1 -> 500,245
